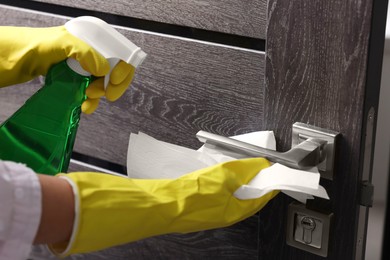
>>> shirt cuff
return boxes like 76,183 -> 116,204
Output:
0,161 -> 42,260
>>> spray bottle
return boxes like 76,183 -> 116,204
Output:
0,16 -> 147,175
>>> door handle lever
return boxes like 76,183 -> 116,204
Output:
196,123 -> 339,179
196,131 -> 325,170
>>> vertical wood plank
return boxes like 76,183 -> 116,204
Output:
262,0 -> 377,259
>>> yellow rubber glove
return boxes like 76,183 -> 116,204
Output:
83,61 -> 135,114
0,26 -> 135,114
49,158 -> 279,257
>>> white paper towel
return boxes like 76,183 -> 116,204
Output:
127,131 -> 329,203
127,132 -> 224,179
233,163 -> 329,203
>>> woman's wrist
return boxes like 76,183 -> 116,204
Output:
34,174 -> 75,245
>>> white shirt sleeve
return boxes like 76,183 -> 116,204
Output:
0,160 -> 42,260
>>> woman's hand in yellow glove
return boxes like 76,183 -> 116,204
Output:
50,158 -> 279,256
0,25 -> 135,114
82,61 -> 135,114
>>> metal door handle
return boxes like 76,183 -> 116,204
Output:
196,123 -> 339,179
196,130 -> 325,169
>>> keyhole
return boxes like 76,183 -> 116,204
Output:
301,216 -> 316,244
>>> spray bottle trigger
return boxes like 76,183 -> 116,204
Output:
104,57 -> 120,90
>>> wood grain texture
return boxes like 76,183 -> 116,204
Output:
31,0 -> 267,39
0,6 -> 265,167
261,0 -> 375,259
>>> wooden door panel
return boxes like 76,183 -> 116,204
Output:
0,7 -> 265,167
30,0 -> 267,39
0,0 -> 384,259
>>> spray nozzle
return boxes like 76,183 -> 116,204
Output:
64,16 -> 147,88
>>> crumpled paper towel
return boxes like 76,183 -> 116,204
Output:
127,131 -> 329,203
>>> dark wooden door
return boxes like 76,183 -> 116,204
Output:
258,0 -> 388,259
0,0 -> 387,259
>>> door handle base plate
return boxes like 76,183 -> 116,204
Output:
292,123 -> 340,180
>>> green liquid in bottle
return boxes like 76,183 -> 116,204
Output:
0,60 -> 91,175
